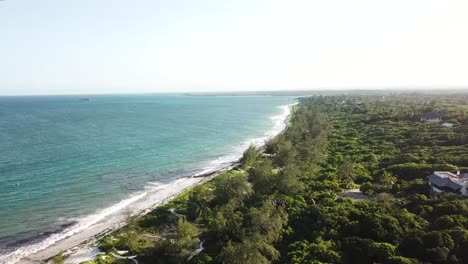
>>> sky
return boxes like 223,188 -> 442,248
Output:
1,0 -> 468,95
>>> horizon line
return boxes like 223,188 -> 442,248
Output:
1,86 -> 468,97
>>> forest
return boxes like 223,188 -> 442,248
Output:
80,93 -> 468,264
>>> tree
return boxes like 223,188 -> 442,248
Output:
287,239 -> 341,264
164,218 -> 200,261
187,185 -> 214,222
386,256 -> 418,264
276,166 -> 305,196
240,146 -> 258,170
338,157 -> 355,183
369,242 -> 396,262
246,198 -> 288,245
342,237 -> 396,264
214,173 -> 252,205
274,140 -> 297,168
378,171 -> 397,186
218,240 -> 270,264
248,160 -> 275,196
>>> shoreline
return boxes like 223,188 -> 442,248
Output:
51,164 -> 238,264
37,165 -> 237,264
1,103 -> 295,264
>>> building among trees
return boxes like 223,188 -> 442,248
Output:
420,109 -> 448,122
428,171 -> 468,195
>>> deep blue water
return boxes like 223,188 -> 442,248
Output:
0,94 -> 293,247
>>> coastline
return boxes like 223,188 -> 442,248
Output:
1,103 -> 296,264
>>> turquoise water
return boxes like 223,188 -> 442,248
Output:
0,95 -> 293,253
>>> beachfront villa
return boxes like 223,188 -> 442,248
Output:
428,171 -> 468,196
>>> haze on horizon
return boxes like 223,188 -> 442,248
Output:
1,0 -> 468,96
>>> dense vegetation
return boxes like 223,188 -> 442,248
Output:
84,93 -> 468,264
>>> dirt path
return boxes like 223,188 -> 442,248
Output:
340,189 -> 369,200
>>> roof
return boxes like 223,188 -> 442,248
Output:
421,110 -> 448,120
434,171 -> 458,177
421,112 -> 442,120
428,171 -> 467,190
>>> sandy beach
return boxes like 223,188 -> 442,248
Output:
27,171 -> 226,263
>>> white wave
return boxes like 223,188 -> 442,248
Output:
0,177 -> 205,264
0,191 -> 147,264
0,103 -> 296,264
193,103 -> 295,177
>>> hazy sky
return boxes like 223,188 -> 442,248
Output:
1,0 -> 468,95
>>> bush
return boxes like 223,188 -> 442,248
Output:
387,163 -> 459,180
360,182 -> 374,195
387,256 -> 420,264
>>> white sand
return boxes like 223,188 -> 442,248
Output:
16,177 -> 206,264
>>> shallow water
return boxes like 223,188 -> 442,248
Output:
0,94 -> 293,262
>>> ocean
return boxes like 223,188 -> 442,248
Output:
0,94 -> 294,263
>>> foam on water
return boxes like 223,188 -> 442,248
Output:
193,104 -> 294,177
0,191 -> 147,263
0,103 -> 294,264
